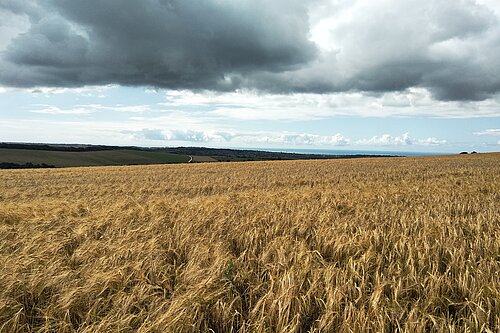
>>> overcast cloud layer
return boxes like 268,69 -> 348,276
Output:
1,0 -> 500,101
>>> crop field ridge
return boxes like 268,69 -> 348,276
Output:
0,154 -> 499,332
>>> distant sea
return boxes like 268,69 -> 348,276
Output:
248,148 -> 448,157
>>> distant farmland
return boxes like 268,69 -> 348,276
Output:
0,148 -> 190,167
0,143 -> 399,166
0,153 -> 498,332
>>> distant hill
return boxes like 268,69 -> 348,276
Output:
0,142 -> 399,168
0,148 -> 190,168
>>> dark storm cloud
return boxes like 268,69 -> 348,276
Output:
0,0 -> 316,89
1,0 -> 500,101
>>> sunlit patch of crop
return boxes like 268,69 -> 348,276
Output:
1,154 -> 499,332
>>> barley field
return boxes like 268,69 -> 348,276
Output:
0,154 -> 499,332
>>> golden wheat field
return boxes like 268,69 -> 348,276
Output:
0,153 -> 499,332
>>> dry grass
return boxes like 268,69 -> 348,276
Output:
0,153 -> 499,332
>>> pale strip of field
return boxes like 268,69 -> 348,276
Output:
190,155 -> 218,162
0,153 -> 499,332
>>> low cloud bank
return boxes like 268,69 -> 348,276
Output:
126,128 -> 446,147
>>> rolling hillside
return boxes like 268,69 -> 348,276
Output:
0,148 -> 190,167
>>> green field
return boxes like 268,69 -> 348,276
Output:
0,148 -> 190,167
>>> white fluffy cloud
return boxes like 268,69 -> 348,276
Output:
256,133 -> 350,146
127,129 -> 236,143
357,133 -> 413,146
127,128 -> 351,146
164,89 -> 500,119
21,88 -> 500,120
416,137 -> 448,146
30,105 -> 96,115
473,129 -> 500,136
30,103 -> 150,115
125,127 -> 351,146
356,133 -> 446,146
124,128 -> 446,148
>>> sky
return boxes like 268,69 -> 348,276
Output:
0,0 -> 499,153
